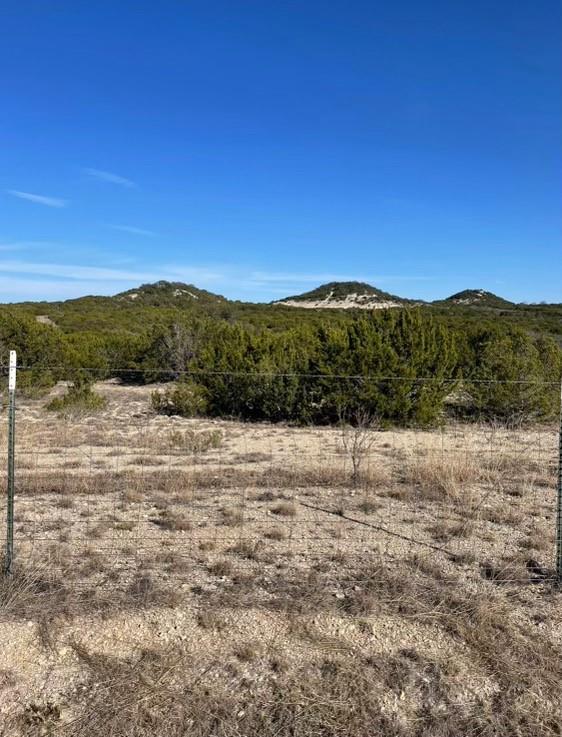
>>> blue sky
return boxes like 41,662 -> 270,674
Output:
1,1 -> 560,303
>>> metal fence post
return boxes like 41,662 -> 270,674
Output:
5,350 -> 16,575
556,383 -> 562,583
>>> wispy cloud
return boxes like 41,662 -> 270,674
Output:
109,224 -> 158,237
83,168 -> 136,188
0,260 -> 222,284
7,190 -> 67,208
0,242 -> 32,252
0,240 -> 63,251
0,261 -> 156,282
0,259 -> 435,303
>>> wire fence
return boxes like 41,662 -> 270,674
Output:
1,366 -> 561,620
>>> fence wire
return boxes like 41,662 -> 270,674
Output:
0,370 -> 559,618
1,369 -> 561,737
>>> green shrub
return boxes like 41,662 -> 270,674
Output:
460,328 -> 562,421
1,300 -> 560,426
151,381 -> 208,417
46,381 -> 107,414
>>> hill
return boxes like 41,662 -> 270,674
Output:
1,280 -> 561,348
115,281 -> 226,306
275,281 -> 407,310
436,289 -> 514,309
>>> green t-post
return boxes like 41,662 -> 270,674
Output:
5,350 -> 16,575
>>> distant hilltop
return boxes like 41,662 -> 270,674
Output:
274,281 -> 406,310
112,280 -> 520,311
115,281 -> 227,305
434,289 -> 514,309
273,281 -> 519,311
2,278 -> 556,312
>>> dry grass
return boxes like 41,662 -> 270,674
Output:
129,455 -> 167,466
271,501 -> 297,517
196,610 -> 228,631
220,506 -> 244,526
264,527 -> 287,541
8,556 -> 560,737
151,510 -> 192,532
426,519 -> 474,542
160,428 -> 222,454
4,397 -> 561,737
122,487 -> 145,503
407,452 -> 482,501
480,504 -> 524,527
207,559 -> 234,577
355,498 -> 381,514
227,539 -> 262,560
0,563 -> 183,621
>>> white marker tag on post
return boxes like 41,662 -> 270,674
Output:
8,351 -> 16,391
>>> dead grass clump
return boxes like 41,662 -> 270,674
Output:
0,566 -> 71,620
151,510 -> 192,532
196,610 -> 228,631
78,549 -> 107,576
128,465 -> 383,492
202,556 -> 561,696
427,519 -> 473,542
479,560 -> 529,584
59,635 -> 555,737
408,453 -> 481,501
86,523 -> 106,539
233,641 -> 261,662
36,615 -> 64,652
0,563 -> 186,621
275,464 -> 390,490
449,551 -> 477,565
207,559 -> 234,577
19,471 -> 123,497
220,507 -> 244,526
129,456 -> 167,466
227,540 -> 262,560
122,487 -> 144,503
45,519 -> 66,533
355,498 -> 381,514
271,501 -> 297,517
259,570 -> 336,614
0,668 -> 17,689
126,573 -> 182,608
56,644 -> 403,737
479,505 -> 524,527
265,527 -> 287,541
518,530 -> 552,552
153,551 -> 191,574
18,701 -> 62,736
254,490 -> 280,502
480,451 -> 556,485
234,451 -> 271,464
164,428 -> 222,454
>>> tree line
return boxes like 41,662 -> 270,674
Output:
0,309 -> 560,425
